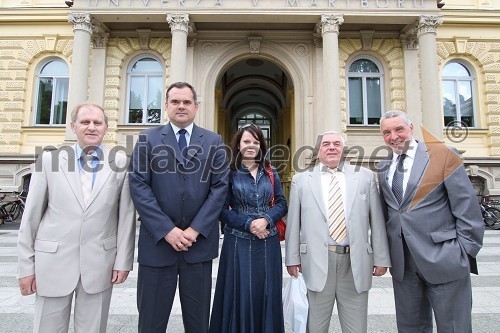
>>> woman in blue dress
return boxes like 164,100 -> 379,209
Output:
209,123 -> 288,333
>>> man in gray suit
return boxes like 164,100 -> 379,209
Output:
377,110 -> 484,332
17,103 -> 136,332
285,131 -> 390,333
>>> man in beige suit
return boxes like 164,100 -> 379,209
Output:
17,103 -> 136,332
285,131 -> 390,333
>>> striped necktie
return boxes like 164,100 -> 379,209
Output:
392,154 -> 406,204
81,155 -> 94,207
328,168 -> 347,243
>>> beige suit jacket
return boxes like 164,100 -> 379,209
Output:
17,145 -> 136,297
285,163 -> 391,293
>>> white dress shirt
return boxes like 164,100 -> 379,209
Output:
386,138 -> 418,197
170,122 -> 193,146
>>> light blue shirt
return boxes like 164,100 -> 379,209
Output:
76,144 -> 103,186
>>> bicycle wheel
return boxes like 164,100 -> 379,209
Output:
484,207 -> 500,228
10,203 -> 21,222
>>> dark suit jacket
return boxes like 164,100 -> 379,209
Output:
377,141 -> 484,284
129,123 -> 229,266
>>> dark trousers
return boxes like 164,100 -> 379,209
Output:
137,257 -> 213,333
393,239 -> 473,333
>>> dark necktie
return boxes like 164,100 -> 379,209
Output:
178,129 -> 187,164
392,154 -> 406,204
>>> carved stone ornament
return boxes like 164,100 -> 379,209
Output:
248,37 -> 262,54
417,15 -> 443,37
166,13 -> 191,34
68,13 -> 93,34
187,36 -> 197,47
92,33 -> 109,48
320,14 -> 344,35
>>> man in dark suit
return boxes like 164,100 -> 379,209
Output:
129,82 -> 229,333
377,110 -> 484,332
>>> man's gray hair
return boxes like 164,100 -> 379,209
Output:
380,110 -> 412,125
311,131 -> 346,163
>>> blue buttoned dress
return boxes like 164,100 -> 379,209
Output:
209,165 -> 288,333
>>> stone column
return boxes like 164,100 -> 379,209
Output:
89,31 -> 109,106
320,14 -> 344,134
400,27 -> 422,140
66,13 -> 93,139
417,15 -> 443,140
167,13 -> 190,83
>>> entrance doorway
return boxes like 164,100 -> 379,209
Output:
215,57 -> 293,180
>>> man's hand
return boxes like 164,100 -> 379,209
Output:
250,218 -> 269,239
287,265 -> 302,278
183,227 -> 199,243
112,270 -> 129,284
165,227 -> 196,251
19,275 -> 36,296
373,266 -> 388,276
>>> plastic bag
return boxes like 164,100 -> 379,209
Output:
282,273 -> 308,333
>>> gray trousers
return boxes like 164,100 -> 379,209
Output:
33,279 -> 113,333
393,240 -> 473,333
306,251 -> 368,333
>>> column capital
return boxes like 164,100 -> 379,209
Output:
319,14 -> 344,35
68,13 -> 93,34
92,33 -> 109,48
416,15 -> 443,37
167,13 -> 191,34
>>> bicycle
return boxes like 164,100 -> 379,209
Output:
0,191 -> 26,224
479,195 -> 500,230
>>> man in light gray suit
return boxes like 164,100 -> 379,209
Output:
285,131 -> 390,333
17,103 -> 136,332
377,110 -> 484,332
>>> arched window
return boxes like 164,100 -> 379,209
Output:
34,59 -> 69,125
126,56 -> 163,124
442,61 -> 475,127
347,57 -> 384,125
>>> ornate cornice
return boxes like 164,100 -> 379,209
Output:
320,14 -> 344,35
417,15 -> 443,37
68,13 -> 93,34
166,13 -> 190,34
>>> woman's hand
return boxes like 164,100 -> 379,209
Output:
250,218 -> 269,239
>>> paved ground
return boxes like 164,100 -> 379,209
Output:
1,221 -> 499,332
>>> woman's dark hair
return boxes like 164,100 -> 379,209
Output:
230,123 -> 270,171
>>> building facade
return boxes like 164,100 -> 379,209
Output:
0,0 -> 499,196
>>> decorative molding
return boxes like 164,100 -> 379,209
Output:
313,33 -> 322,48
68,13 -> 93,34
454,36 -> 470,54
248,37 -> 262,54
43,34 -> 58,51
400,30 -> 418,50
417,15 -> 443,37
319,14 -> 344,35
166,13 -> 190,34
360,30 -> 374,50
137,29 -> 151,50
187,36 -> 197,47
92,33 -> 109,48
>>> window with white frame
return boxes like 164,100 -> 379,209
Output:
34,58 -> 69,125
127,56 -> 163,124
347,57 -> 384,125
442,61 -> 475,128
